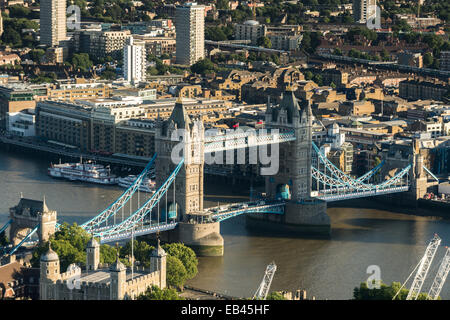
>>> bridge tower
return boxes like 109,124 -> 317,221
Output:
411,138 -> 429,200
154,98 -> 224,256
155,97 -> 204,220
246,88 -> 330,235
9,197 -> 57,246
264,87 -> 313,201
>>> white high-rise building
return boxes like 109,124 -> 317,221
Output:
40,0 -> 67,46
123,37 -> 147,84
353,0 -> 377,23
175,2 -> 205,66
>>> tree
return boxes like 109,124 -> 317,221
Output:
2,27 -> 22,47
121,240 -> 154,267
100,67 -> 117,80
0,231 -> 8,246
30,223 -> 123,270
423,52 -> 434,68
166,255 -> 188,288
353,281 -> 435,300
257,36 -> 272,49
162,243 -> 198,281
137,285 -> 184,300
71,53 -> 93,72
29,49 -> 45,63
266,291 -> 287,300
217,0 -> 229,10
191,58 -> 216,75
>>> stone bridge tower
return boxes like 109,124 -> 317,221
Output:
265,87 -> 313,201
154,98 -> 224,256
9,197 -> 57,246
154,98 -> 205,221
246,88 -> 330,235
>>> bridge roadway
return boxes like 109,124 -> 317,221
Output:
315,186 -> 410,202
96,200 -> 286,244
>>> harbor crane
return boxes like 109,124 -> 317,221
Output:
406,234 -> 441,300
393,234 -> 442,300
427,247 -> 450,300
253,262 -> 277,300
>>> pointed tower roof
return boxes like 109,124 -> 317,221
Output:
110,243 -> 126,272
43,195 -> 49,212
168,98 -> 191,129
152,238 -> 166,257
279,88 -> 300,123
87,235 -> 99,248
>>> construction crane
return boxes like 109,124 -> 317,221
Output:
253,261 -> 277,300
427,247 -> 450,300
406,234 -> 441,300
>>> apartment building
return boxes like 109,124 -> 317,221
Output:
175,2 -> 205,65
73,30 -> 131,60
40,0 -> 66,46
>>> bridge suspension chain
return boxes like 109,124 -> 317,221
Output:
92,159 -> 184,238
81,153 -> 157,231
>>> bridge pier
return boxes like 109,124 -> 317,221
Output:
157,221 -> 224,256
246,200 -> 330,236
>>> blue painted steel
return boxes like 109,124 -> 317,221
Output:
99,222 -> 178,244
0,219 -> 12,235
167,203 -> 177,220
93,159 -> 184,238
81,153 -> 157,230
422,165 -> 439,182
212,203 -> 285,222
356,160 -> 385,182
8,224 -> 40,256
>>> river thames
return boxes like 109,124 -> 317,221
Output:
1,149 -> 449,299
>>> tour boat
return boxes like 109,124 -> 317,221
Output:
117,175 -> 156,193
48,161 -> 117,185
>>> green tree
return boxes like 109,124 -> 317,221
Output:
217,0 -> 229,10
137,285 -> 184,300
100,67 -> 117,80
257,36 -> 272,49
423,52 -> 434,68
266,291 -> 287,300
162,243 -> 198,281
353,281 -> 435,300
191,58 -> 216,75
0,231 -> 8,246
122,240 -> 154,267
30,223 -> 123,270
29,49 -> 45,63
166,255 -> 188,288
71,53 -> 93,72
2,27 -> 22,47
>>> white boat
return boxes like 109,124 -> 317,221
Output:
48,161 -> 117,185
118,175 -> 156,193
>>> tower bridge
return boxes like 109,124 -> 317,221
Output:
1,90 -> 425,257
